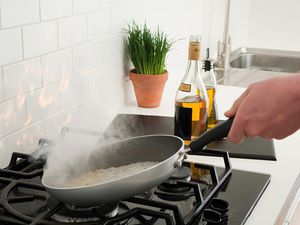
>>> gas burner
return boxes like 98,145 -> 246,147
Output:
201,199 -> 230,224
169,166 -> 192,183
135,188 -> 155,200
158,166 -> 192,192
155,167 -> 204,201
47,198 -> 130,223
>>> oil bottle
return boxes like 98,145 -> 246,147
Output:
203,48 -> 218,128
174,35 -> 208,145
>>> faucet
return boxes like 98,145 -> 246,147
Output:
216,0 -> 231,71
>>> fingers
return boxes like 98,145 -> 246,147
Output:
227,116 -> 246,143
225,89 -> 252,143
224,89 -> 250,118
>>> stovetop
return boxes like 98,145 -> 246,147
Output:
0,149 -> 270,225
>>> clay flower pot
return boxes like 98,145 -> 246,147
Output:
129,70 -> 168,108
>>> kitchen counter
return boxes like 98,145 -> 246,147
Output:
216,68 -> 291,87
116,78 -> 300,225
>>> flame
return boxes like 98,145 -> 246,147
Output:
16,137 -> 22,146
38,88 -> 54,108
2,105 -> 12,121
59,67 -> 70,92
63,114 -> 73,125
17,86 -> 25,109
24,116 -> 32,127
16,131 -> 36,148
30,84 -> 35,94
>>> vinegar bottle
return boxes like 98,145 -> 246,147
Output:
174,35 -> 208,145
203,48 -> 218,129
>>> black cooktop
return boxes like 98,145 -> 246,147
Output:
0,149 -> 270,225
104,114 -> 276,161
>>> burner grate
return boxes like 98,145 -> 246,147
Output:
0,145 -> 233,225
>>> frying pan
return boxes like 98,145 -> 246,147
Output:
42,118 -> 233,206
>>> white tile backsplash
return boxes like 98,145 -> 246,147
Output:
88,9 -> 111,40
73,0 -> 99,14
23,21 -> 58,58
6,122 -> 44,154
73,35 -> 123,74
40,0 -> 73,20
0,139 -> 8,168
0,69 -> 3,103
58,14 -> 87,49
0,28 -> 22,66
43,110 -> 68,140
88,59 -> 126,95
0,0 -> 207,162
60,75 -> 89,108
26,83 -> 60,124
0,99 -> 25,137
0,0 -> 39,28
3,58 -> 42,100
101,0 -> 136,9
42,49 -> 73,85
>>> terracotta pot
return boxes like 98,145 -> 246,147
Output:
129,70 -> 168,108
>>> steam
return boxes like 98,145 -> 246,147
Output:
42,130 -> 108,187
38,101 -> 150,187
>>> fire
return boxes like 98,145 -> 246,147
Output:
2,106 -> 12,121
16,130 -> 38,149
17,86 -> 25,109
38,88 -> 54,108
16,137 -> 22,146
59,66 -> 70,92
24,116 -> 32,127
63,114 -> 73,125
30,83 -> 35,94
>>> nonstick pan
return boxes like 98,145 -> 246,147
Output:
42,118 -> 233,206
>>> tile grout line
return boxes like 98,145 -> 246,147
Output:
38,0 -> 42,21
21,27 -> 25,60
1,67 -> 4,101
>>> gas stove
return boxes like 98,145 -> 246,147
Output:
0,143 -> 270,225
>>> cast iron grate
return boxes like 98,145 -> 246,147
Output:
0,145 -> 232,225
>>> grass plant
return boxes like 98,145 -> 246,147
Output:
125,21 -> 174,75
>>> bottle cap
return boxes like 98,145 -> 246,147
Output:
189,35 -> 201,60
189,35 -> 201,43
203,48 -> 213,71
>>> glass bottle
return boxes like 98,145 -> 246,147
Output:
174,35 -> 208,145
203,48 -> 218,129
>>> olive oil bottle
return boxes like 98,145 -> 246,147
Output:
202,48 -> 218,129
174,35 -> 208,145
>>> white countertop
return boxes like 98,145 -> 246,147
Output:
117,79 -> 300,225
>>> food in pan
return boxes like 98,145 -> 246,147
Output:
65,161 -> 158,187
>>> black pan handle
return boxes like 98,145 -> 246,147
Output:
189,117 -> 234,153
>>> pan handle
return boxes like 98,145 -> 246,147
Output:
189,117 -> 234,153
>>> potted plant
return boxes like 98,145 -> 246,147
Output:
125,22 -> 174,108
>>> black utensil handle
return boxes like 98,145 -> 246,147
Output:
189,118 -> 234,153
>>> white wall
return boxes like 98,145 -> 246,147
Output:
206,0 -> 251,56
247,0 -> 300,51
0,0 -> 210,167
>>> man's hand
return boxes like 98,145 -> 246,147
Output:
225,74 -> 300,143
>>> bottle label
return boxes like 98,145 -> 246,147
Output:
179,83 -> 191,92
174,106 -> 192,141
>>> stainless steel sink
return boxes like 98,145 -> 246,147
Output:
230,47 -> 300,73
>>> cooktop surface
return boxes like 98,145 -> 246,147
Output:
0,151 -> 270,225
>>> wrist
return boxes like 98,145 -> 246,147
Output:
290,74 -> 300,105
